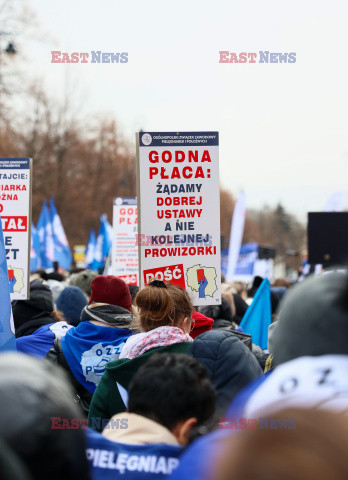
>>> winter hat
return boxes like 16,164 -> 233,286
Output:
271,272 -> 348,366
68,269 -> 98,299
47,279 -> 65,303
247,276 -> 263,298
191,311 -> 214,339
89,275 -> 133,312
198,298 -> 234,322
56,286 -> 88,327
46,272 -> 65,282
12,279 -> 54,330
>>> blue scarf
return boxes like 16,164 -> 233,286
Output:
61,322 -> 132,394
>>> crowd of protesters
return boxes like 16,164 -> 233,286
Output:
1,264 -> 348,480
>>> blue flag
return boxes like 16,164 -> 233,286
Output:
85,229 -> 98,270
49,197 -> 72,270
239,278 -> 271,349
30,222 -> 41,272
0,218 -> 16,351
36,201 -> 54,269
94,215 -> 112,269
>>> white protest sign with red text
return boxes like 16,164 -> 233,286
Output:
111,197 -> 138,285
0,158 -> 31,300
136,132 -> 221,306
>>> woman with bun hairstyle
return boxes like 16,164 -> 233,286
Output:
88,280 -> 194,431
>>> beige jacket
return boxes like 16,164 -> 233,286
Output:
102,412 -> 179,446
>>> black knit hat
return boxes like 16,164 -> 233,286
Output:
271,272 -> 348,366
12,279 -> 54,330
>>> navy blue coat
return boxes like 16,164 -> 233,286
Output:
189,330 -> 263,415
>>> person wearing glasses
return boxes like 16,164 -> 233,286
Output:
88,280 -> 195,431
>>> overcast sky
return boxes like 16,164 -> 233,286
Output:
21,0 -> 348,218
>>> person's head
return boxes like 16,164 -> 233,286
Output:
134,281 -> 194,333
215,407 -> 348,480
247,276 -> 263,298
56,286 -> 88,326
128,353 -> 215,445
128,284 -> 139,305
46,279 -> 65,302
197,297 -> 234,323
0,353 -> 90,480
12,278 -> 54,330
46,271 -> 65,282
68,269 -> 98,300
221,291 -> 236,317
88,275 -> 133,312
272,277 -> 290,289
271,272 -> 348,366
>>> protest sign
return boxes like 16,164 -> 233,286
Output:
0,216 -> 15,351
136,132 -> 221,305
111,197 -> 138,285
0,158 -> 31,300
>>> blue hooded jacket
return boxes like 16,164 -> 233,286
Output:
60,305 -> 133,394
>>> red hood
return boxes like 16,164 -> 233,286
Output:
190,311 -> 214,339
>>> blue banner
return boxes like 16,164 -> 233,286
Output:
235,242 -> 258,275
222,242 -> 258,277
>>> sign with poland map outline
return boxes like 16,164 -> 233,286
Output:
0,158 -> 32,300
136,132 -> 221,306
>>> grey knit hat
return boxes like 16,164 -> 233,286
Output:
68,269 -> 98,299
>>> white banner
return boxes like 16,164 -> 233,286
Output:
226,191 -> 247,281
111,197 -> 138,285
137,132 -> 221,306
0,158 -> 31,300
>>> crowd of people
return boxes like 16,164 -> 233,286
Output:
1,266 -> 348,479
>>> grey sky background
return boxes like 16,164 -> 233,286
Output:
23,0 -> 348,219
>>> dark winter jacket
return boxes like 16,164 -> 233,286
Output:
13,278 -> 55,337
15,313 -> 56,338
189,330 -> 262,415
